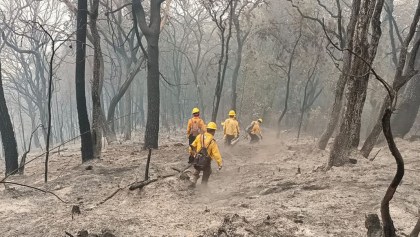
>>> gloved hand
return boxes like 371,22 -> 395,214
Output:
218,165 -> 223,170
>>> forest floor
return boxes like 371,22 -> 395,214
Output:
0,130 -> 420,237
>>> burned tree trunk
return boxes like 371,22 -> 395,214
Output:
124,89 -> 132,140
144,34 -> 161,148
381,109 -> 403,237
211,1 -> 235,122
328,0 -> 385,168
231,7 -> 249,112
0,62 -> 19,175
317,0 -> 358,150
276,30 -> 301,138
90,0 -> 104,159
391,74 -> 420,138
132,0 -> 165,149
361,4 -> 420,158
75,0 -> 94,162
106,59 -> 143,143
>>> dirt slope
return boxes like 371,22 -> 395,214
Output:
0,131 -> 419,237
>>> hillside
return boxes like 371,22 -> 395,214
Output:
1,131 -> 419,236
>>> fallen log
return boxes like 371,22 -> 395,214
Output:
129,174 -> 175,191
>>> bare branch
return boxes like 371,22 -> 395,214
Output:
0,181 -> 68,203
104,3 -> 132,16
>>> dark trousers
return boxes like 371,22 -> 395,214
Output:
188,134 -> 197,145
193,165 -> 212,185
224,134 -> 235,146
188,135 -> 197,163
249,133 -> 260,143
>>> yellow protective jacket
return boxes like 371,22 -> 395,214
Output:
190,133 -> 222,167
224,118 -> 240,137
250,121 -> 262,136
187,117 -> 206,137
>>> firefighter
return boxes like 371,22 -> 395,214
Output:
189,122 -> 223,186
186,108 -> 206,163
247,118 -> 263,143
223,110 -> 240,146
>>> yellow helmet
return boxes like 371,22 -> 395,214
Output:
207,122 -> 217,130
228,110 -> 236,116
258,118 -> 263,123
192,107 -> 200,114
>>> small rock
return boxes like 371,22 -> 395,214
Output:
85,165 -> 93,170
294,219 -> 304,224
101,232 -> 116,237
263,215 -> 272,225
77,230 -> 89,237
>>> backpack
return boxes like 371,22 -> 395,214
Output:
246,121 -> 255,134
190,119 -> 201,136
193,135 -> 213,171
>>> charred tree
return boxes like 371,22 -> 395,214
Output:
132,0 -> 166,149
361,3 -> 420,158
391,75 -> 420,138
208,0 -> 235,122
317,1 -> 358,150
391,34 -> 420,138
276,29 -> 301,138
328,0 -> 385,168
0,62 -> 19,175
381,109 -> 403,237
297,58 -> 322,141
124,89 -> 132,140
285,0 -> 349,150
75,0 -> 94,161
230,1 -> 262,111
90,0 -> 104,158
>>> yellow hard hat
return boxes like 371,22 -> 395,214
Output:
207,122 -> 217,130
228,110 -> 236,116
192,107 -> 200,114
258,118 -> 263,123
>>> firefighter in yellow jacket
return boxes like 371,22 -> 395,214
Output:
223,110 -> 240,146
190,122 -> 222,186
186,107 -> 206,163
247,118 -> 263,143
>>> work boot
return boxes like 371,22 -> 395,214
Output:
188,155 -> 194,164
